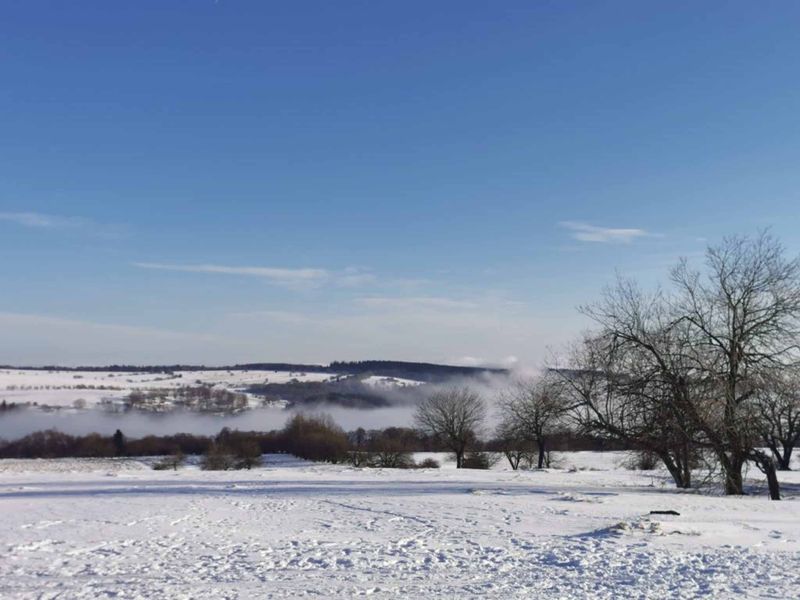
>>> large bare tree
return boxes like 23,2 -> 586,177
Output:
670,232 -> 800,496
414,387 -> 485,468
580,232 -> 800,498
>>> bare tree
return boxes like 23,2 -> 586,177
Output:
414,387 -> 485,468
554,333 -> 697,489
670,232 -> 800,496
497,376 -> 565,469
580,232 -> 800,498
754,369 -> 800,470
494,419 -> 535,470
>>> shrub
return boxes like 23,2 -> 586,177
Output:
233,439 -> 263,470
367,437 -> 414,468
348,450 -> 374,467
371,449 -> 414,469
201,443 -> 236,470
75,433 -> 115,457
282,413 -> 350,463
622,450 -> 659,471
416,457 -> 440,469
153,450 -> 185,471
462,452 -> 496,470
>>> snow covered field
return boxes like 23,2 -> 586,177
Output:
2,452 -> 800,599
0,369 -> 339,410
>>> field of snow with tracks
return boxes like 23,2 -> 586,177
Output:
2,452 -> 800,599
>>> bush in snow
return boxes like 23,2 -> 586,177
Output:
282,413 -> 350,464
233,440 -> 263,470
153,449 -> 185,471
462,452 -> 497,470
201,443 -> 236,470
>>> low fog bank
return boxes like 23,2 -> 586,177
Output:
0,405 -> 418,441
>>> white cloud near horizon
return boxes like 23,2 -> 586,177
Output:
0,312 -> 231,366
355,296 -> 479,311
450,355 -> 520,368
219,293 -> 575,368
0,295 -> 585,368
559,221 -> 653,243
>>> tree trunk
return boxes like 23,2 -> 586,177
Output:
764,461 -> 781,500
722,453 -> 745,495
659,451 -> 691,489
751,450 -> 781,500
455,449 -> 464,469
537,440 -> 546,469
505,451 -> 519,470
779,443 -> 793,471
767,441 -> 791,470
681,456 -> 691,489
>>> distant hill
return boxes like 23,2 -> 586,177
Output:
325,360 -> 507,382
1,360 -> 508,383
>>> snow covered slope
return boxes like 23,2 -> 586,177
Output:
2,452 -> 799,598
0,368 -> 338,410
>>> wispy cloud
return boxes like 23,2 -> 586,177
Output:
0,211 -> 127,238
133,262 -> 329,288
133,262 -> 386,289
0,212 -> 87,229
226,309 -> 317,324
356,296 -> 479,311
337,266 -> 377,287
559,221 -> 654,243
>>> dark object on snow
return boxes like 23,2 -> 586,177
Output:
649,510 -> 680,516
112,429 -> 126,455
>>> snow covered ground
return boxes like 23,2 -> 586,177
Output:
0,369 -> 339,410
2,452 -> 800,598
361,375 -> 424,389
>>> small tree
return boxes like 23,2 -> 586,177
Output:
414,387 -> 485,468
348,427 -> 371,467
755,370 -> 800,470
494,419 -> 536,470
497,377 -> 565,469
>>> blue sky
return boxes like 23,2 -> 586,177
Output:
2,1 -> 800,366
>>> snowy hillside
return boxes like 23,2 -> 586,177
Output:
1,452 -> 799,598
0,368 -> 368,411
